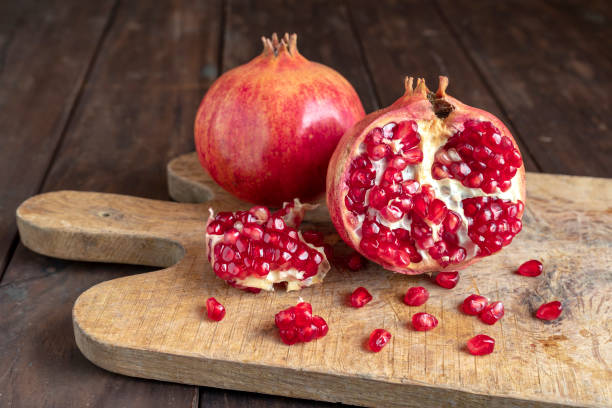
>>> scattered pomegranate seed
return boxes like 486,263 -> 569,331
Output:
346,252 -> 365,271
206,297 -> 226,321
411,312 -> 438,331
467,334 -> 495,355
536,301 -> 562,321
403,286 -> 429,306
274,302 -> 328,345
517,259 -> 543,277
434,271 -> 459,289
368,329 -> 391,352
461,294 -> 488,315
479,301 -> 504,325
350,287 -> 373,308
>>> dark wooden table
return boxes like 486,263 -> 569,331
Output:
1,1 -> 610,407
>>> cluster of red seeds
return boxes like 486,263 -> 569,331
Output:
432,120 -> 523,193
274,302 -> 328,344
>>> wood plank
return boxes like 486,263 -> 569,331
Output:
0,0 -> 116,279
348,0 -> 540,173
436,0 -> 612,177
1,0 -> 222,406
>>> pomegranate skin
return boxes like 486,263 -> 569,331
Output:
195,33 -> 365,205
326,77 -> 526,275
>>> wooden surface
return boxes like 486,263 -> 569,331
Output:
1,1 -> 611,407
16,153 -> 612,407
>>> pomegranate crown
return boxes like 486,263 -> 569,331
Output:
261,33 -> 300,57
402,76 -> 449,98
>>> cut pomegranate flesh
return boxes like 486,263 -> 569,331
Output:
461,294 -> 488,316
536,301 -> 562,321
435,271 -> 459,289
275,302 -> 328,344
206,297 -> 226,321
350,286 -> 373,308
467,334 -> 495,355
205,199 -> 330,292
517,259 -> 543,277
479,301 -> 504,325
404,286 -> 429,306
368,328 -> 391,352
411,312 -> 438,331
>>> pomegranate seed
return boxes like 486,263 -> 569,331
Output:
401,180 -> 420,195
517,259 -> 543,277
461,294 -> 488,315
388,155 -> 408,170
536,301 -> 562,321
301,230 -> 324,247
350,287 -> 373,308
248,205 -> 270,223
206,297 -> 226,321
312,315 -> 328,338
368,328 -> 391,352
480,301 -> 504,325
403,148 -> 423,164
467,334 -> 495,355
207,220 -> 225,235
346,252 -> 365,271
434,271 -> 459,289
411,312 -> 438,331
367,143 -> 389,161
404,286 -> 429,306
428,199 -> 448,224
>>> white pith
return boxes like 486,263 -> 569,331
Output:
349,116 -> 523,270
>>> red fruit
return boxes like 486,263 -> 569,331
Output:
411,312 -> 438,331
326,77 -> 526,274
206,297 -> 226,321
480,301 -> 505,325
346,252 -> 366,271
368,329 -> 391,352
536,301 -> 562,321
461,294 -> 488,315
467,334 -> 495,355
350,287 -> 373,308
205,200 -> 330,292
435,271 -> 459,289
275,302 -> 328,345
517,259 -> 543,277
195,33 -> 365,205
404,287 -> 429,306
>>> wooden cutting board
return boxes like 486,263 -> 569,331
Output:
16,152 -> 612,407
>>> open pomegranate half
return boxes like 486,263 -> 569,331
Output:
205,199 -> 330,291
327,77 -> 526,274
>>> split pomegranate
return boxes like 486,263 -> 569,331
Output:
411,312 -> 438,331
368,329 -> 391,352
480,301 -> 505,325
435,271 -> 460,289
275,302 -> 328,344
403,286 -> 429,306
206,297 -> 226,321
536,301 -> 562,321
195,33 -> 365,205
461,294 -> 489,315
205,199 -> 330,291
467,334 -> 495,355
517,260 -> 543,277
327,77 -> 526,274
350,286 -> 373,308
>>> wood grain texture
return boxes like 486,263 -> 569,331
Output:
16,155 -> 612,407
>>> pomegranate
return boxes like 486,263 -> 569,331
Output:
368,329 -> 391,352
205,199 -> 330,291
275,302 -> 328,344
467,334 -> 495,355
326,77 -> 526,274
195,33 -> 365,205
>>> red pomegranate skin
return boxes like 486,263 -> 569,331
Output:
195,34 -> 365,205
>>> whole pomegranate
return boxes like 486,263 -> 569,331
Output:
195,33 -> 365,205
326,77 -> 526,274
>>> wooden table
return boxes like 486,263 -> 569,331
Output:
1,1 -> 610,407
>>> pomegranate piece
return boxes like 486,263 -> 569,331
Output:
467,334 -> 495,355
205,199 -> 330,292
435,271 -> 459,289
350,287 -> 373,308
368,329 -> 392,352
411,312 -> 438,331
479,301 -> 504,325
517,259 -> 543,277
536,301 -> 562,321
461,294 -> 489,316
403,286 -> 429,306
206,297 -> 226,321
275,302 -> 328,345
327,77 -> 526,275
